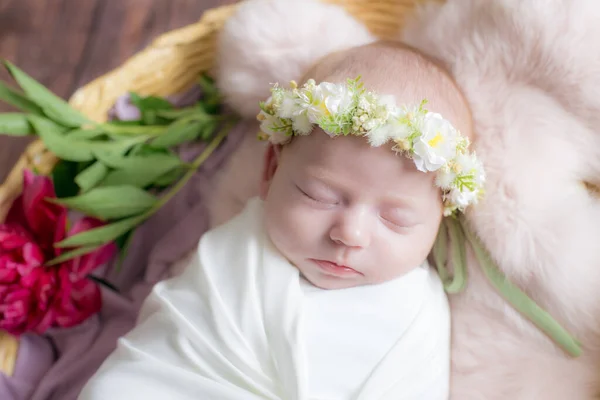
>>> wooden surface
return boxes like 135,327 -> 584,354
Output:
0,0 -> 234,183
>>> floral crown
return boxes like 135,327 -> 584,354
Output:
256,77 -> 485,216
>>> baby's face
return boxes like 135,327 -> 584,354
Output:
261,130 -> 443,290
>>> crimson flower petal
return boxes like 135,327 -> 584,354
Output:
53,270 -> 101,328
20,170 -> 68,252
0,225 -> 44,283
66,217 -> 117,280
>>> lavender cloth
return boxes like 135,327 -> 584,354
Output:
0,120 -> 251,400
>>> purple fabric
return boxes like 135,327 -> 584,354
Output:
0,335 -> 55,399
0,120 -> 251,400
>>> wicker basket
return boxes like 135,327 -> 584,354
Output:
0,0 -> 422,376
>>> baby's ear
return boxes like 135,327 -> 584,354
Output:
216,0 -> 376,119
260,144 -> 282,200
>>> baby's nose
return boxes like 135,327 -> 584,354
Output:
329,208 -> 370,248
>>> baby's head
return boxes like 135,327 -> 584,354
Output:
258,41 -> 478,290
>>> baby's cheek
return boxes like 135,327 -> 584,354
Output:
372,239 -> 425,282
279,206 -> 315,241
265,205 -> 306,251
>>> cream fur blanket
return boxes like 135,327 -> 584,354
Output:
212,0 -> 600,398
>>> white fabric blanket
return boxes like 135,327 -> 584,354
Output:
79,198 -> 450,400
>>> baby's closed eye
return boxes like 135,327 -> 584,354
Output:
379,209 -> 420,230
295,183 -> 339,205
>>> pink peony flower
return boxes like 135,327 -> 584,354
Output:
0,267 -> 59,335
0,225 -> 44,283
0,170 -> 117,336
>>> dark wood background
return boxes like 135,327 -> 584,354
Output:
0,0 -> 234,183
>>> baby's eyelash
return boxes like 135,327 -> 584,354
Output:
296,185 -> 316,200
379,214 -> 418,230
296,184 -> 337,205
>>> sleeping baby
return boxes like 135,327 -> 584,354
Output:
79,41 -> 483,400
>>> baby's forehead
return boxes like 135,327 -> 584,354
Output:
304,42 -> 473,139
285,131 -> 425,178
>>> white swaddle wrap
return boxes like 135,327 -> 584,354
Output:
80,198 -> 450,400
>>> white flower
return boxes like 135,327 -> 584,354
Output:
368,114 -> 413,148
320,82 -> 354,115
388,116 -> 412,142
269,87 -> 285,110
412,112 -> 459,172
402,104 -> 424,123
363,119 -> 379,131
358,96 -> 373,112
435,167 -> 457,190
262,129 -> 290,145
260,96 -> 277,116
372,106 -> 390,123
358,92 -> 378,113
453,152 -> 486,187
453,152 -> 476,172
447,187 -> 479,209
366,98 -> 406,147
292,114 -> 313,135
443,207 -> 455,217
278,90 -> 300,119
259,114 -> 291,145
295,85 -> 327,123
367,123 -> 393,146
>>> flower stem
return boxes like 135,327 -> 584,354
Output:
100,123 -> 167,136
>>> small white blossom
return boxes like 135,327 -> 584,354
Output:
435,166 -> 457,190
358,96 -> 372,112
362,120 -> 376,131
368,124 -> 394,147
278,91 -> 299,119
453,152 -> 486,187
292,114 -> 313,135
453,152 -> 476,173
402,105 -> 426,130
412,112 -> 459,172
259,114 -> 291,145
294,83 -> 326,123
320,82 -> 354,115
447,187 -> 479,209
